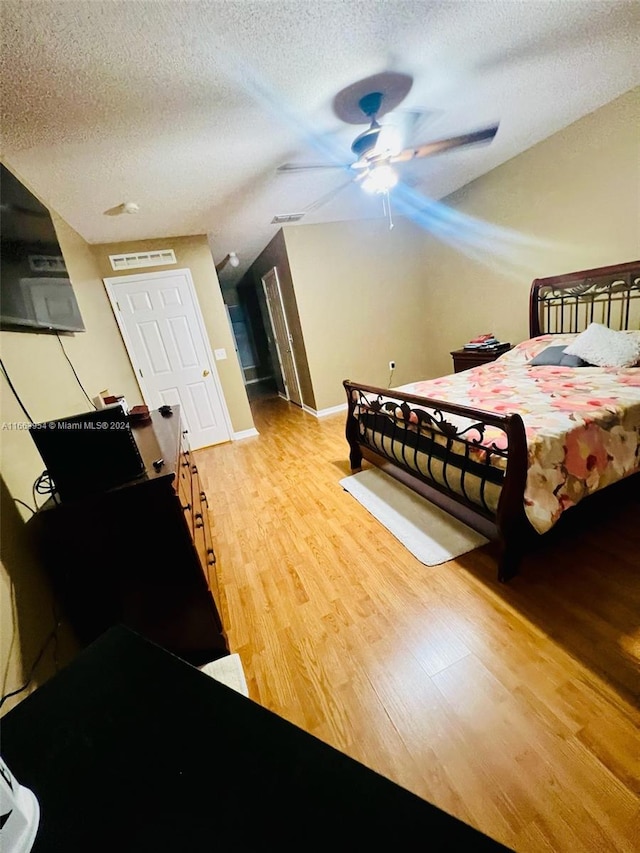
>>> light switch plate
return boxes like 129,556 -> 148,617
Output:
214,348 -> 227,360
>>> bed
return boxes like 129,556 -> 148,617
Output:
344,261 -> 640,581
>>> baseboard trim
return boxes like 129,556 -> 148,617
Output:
233,427 -> 259,440
303,402 -> 348,419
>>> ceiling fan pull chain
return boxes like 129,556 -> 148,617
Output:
383,190 -> 394,230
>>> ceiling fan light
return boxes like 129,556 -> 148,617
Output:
361,164 -> 398,194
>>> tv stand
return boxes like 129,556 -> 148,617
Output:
28,406 -> 228,666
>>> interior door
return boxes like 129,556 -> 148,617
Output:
261,267 -> 301,406
104,268 -> 232,449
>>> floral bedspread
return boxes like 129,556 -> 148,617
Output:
395,334 -> 640,534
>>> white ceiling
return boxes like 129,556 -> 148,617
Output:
1,1 -> 639,287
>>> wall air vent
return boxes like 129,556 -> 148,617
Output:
271,213 -> 305,224
108,250 -> 177,271
28,254 -> 67,273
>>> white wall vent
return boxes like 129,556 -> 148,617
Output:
28,254 -> 67,273
109,249 -> 177,271
271,213 -> 305,224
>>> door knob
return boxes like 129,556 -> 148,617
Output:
202,369 -> 210,377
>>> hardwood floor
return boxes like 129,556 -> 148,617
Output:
196,394 -> 640,853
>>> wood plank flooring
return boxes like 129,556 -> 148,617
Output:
196,393 -> 640,853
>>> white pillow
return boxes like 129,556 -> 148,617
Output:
564,323 -> 640,368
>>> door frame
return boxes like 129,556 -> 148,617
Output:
103,267 -> 233,442
261,266 -> 302,405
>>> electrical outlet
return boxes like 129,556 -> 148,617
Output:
389,360 -> 396,371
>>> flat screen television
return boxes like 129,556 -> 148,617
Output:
1,163 -> 85,333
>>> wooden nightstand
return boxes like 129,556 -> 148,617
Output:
450,345 -> 512,373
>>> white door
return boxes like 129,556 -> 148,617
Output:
261,267 -> 302,406
104,268 -> 232,449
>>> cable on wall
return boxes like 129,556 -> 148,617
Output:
56,333 -> 96,409
0,560 -> 62,711
0,358 -> 34,423
0,611 -> 61,710
33,471 -> 57,509
13,498 -> 36,516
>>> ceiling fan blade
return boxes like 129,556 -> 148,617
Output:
304,178 -> 356,213
390,123 -> 499,164
277,162 -> 349,173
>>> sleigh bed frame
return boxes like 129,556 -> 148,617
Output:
344,261 -> 640,582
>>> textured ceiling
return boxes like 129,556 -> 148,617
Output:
1,1 -> 639,286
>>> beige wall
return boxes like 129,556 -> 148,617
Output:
0,217 -> 106,712
0,477 -> 79,716
283,216 -> 432,410
1,213 -> 141,710
415,86 -> 640,377
91,235 -> 254,436
1,215 -> 143,515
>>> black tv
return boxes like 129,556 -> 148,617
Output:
1,163 -> 85,333
30,405 -> 146,502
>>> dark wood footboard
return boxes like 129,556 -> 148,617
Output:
343,380 -> 534,582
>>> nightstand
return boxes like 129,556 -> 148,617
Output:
450,345 -> 512,373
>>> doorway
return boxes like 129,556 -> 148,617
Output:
261,267 -> 302,407
103,268 -> 233,449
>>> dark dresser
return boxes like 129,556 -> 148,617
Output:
27,406 -> 228,666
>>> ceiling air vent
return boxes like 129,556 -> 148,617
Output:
271,213 -> 305,224
108,249 -> 177,271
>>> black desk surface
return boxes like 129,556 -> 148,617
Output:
1,626 -> 511,851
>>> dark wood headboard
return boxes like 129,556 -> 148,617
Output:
529,260 -> 640,337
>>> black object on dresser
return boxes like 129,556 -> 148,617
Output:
29,405 -> 146,502
1,626 -> 512,852
27,406 -> 228,666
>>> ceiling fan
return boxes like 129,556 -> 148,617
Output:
277,72 -> 499,202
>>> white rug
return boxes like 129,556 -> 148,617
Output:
339,468 -> 489,566
199,653 -> 249,696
